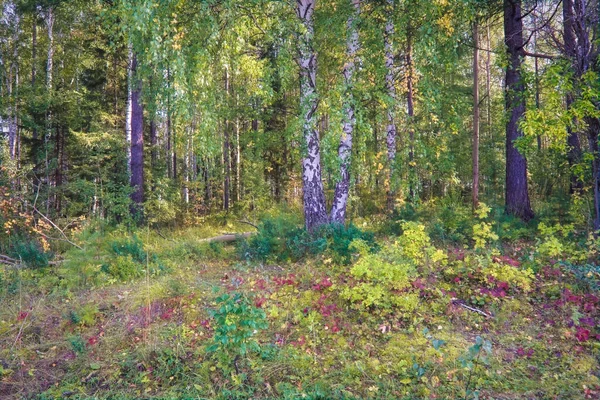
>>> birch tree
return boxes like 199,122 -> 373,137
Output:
331,0 -> 360,224
297,0 -> 328,230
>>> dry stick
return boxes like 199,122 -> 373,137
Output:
0,254 -> 19,266
453,300 -> 494,318
30,205 -> 82,250
198,232 -> 255,243
156,230 -> 177,243
237,220 -> 259,230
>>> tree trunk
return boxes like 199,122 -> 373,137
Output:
44,6 -> 55,215
384,0 -> 397,211
331,0 -> 360,224
533,13 -> 541,151
503,0 -> 534,221
8,9 -> 19,161
564,0 -> 583,193
125,43 -> 133,177
586,117 -> 600,232
45,7 -> 54,92
130,54 -> 144,215
472,22 -> 480,210
406,31 -> 416,201
150,117 -> 157,170
223,67 -> 231,212
297,0 -> 328,230
32,17 -> 37,140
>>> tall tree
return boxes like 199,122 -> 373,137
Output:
331,0 -> 360,224
384,0 -> 397,211
503,0 -> 533,221
472,21 -> 480,209
563,0 -> 583,193
297,0 -> 328,230
130,53 -> 144,214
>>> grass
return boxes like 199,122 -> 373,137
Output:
1,214 -> 600,399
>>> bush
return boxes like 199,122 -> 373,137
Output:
238,217 -> 376,264
101,254 -> 142,281
9,240 -> 51,269
341,222 -> 446,313
110,235 -> 146,264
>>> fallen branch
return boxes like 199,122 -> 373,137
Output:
198,232 -> 255,243
0,254 -> 19,266
30,206 -> 83,250
156,230 -> 177,243
237,220 -> 259,230
452,299 -> 494,319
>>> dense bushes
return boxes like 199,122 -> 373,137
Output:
237,216 -> 377,264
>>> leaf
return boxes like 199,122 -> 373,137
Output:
432,339 -> 446,351
89,363 -> 101,370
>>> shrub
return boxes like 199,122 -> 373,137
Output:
342,222 -> 445,314
110,235 -> 146,264
207,292 -> 268,373
9,240 -> 51,269
101,254 -> 142,281
238,217 -> 376,264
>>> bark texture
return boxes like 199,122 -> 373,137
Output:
472,22 -> 480,209
503,0 -> 533,221
125,43 -> 133,176
130,54 -> 144,213
331,0 -> 360,224
384,0 -> 397,210
564,0 -> 583,193
297,0 -> 328,231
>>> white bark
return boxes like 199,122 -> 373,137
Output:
125,43 -> 133,177
384,0 -> 396,164
331,0 -> 360,224
384,0 -> 397,209
5,1 -> 19,160
45,7 -> 54,91
297,0 -> 328,230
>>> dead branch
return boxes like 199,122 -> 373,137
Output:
198,232 -> 255,243
30,206 -> 83,250
452,299 -> 494,318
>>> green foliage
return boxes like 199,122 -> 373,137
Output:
8,240 -> 51,269
68,335 -> 86,355
110,235 -> 147,264
68,303 -> 99,327
101,254 -> 142,281
207,292 -> 268,372
472,203 -> 499,250
342,222 -> 445,313
238,216 -> 376,264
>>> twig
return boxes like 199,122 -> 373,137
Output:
30,206 -> 83,250
237,220 -> 259,230
0,254 -> 19,266
453,300 -> 494,319
156,230 -> 177,243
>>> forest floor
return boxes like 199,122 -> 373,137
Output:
1,214 -> 600,399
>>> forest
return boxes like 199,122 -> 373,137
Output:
1,0 -> 600,398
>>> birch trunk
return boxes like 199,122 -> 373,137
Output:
297,0 -> 328,230
384,0 -> 397,211
406,32 -> 415,201
331,0 -> 360,224
125,43 -> 133,177
8,7 -> 19,161
223,67 -> 231,211
504,0 -> 533,221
